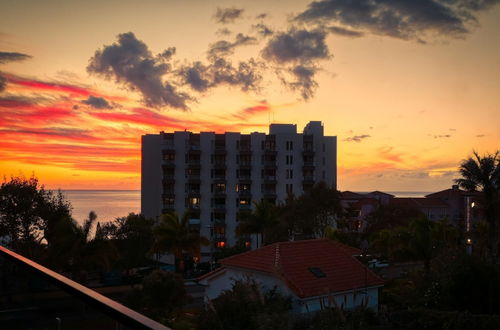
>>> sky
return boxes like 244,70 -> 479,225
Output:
0,0 -> 499,192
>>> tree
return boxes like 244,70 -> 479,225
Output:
197,279 -> 291,330
292,182 -> 343,239
153,212 -> 209,274
124,270 -> 188,326
100,213 -> 155,270
236,200 -> 278,248
0,175 -> 72,259
455,151 -> 500,260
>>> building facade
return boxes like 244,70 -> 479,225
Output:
141,121 -> 337,259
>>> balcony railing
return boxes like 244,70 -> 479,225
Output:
0,246 -> 170,330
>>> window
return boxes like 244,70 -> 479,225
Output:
309,267 -> 326,278
290,155 -> 293,164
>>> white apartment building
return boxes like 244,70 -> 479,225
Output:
141,121 -> 337,259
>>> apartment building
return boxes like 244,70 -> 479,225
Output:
141,121 -> 337,259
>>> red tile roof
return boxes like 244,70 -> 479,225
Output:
218,239 -> 383,298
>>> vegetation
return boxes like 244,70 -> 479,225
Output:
152,211 -> 209,274
124,270 -> 188,327
455,151 -> 500,260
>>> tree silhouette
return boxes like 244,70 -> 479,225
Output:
455,151 -> 500,260
153,211 -> 209,274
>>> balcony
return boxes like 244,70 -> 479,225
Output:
213,160 -> 226,169
263,161 -> 277,169
303,175 -> 315,185
188,145 -> 201,154
263,190 -> 277,198
189,218 -> 201,225
263,176 -> 277,184
0,246 -> 170,330
213,204 -> 226,212
214,145 -> 227,155
187,190 -> 201,197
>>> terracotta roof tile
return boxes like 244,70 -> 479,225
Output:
219,239 -> 383,298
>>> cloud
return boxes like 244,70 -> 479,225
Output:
262,28 -> 330,63
232,100 -> 270,120
262,28 -> 331,100
178,57 -> 263,93
6,74 -> 94,96
82,95 -> 113,109
295,0 -> 500,43
216,28 -> 232,36
284,65 -> 319,100
328,26 -> 364,38
0,74 -> 6,92
433,134 -> 451,138
207,33 -> 258,59
87,32 -> 192,110
253,23 -> 274,37
0,51 -> 32,64
476,134 -> 485,137
344,134 -> 371,142
214,7 -> 245,24
0,51 -> 32,92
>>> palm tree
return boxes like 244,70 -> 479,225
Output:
236,200 -> 278,248
153,212 -> 209,274
455,151 -> 500,260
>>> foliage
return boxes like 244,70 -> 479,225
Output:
291,307 -> 378,330
100,213 -> 155,269
236,200 -> 278,248
153,211 -> 209,274
455,150 -> 500,260
197,279 -> 291,330
0,175 -> 72,258
124,270 -> 188,326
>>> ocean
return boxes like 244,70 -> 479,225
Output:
60,190 -> 431,225
61,190 -> 140,225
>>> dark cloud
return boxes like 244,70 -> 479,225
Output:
214,7 -> 245,24
262,28 -> 330,63
87,32 -> 191,110
283,65 -> 319,100
208,33 -> 258,59
256,13 -> 268,19
216,28 -> 232,36
0,74 -> 6,92
295,0 -> 500,42
178,57 -> 263,93
253,23 -> 274,37
82,95 -> 113,109
0,51 -> 32,64
328,26 -> 364,38
262,28 -> 330,100
0,51 -> 32,92
344,134 -> 371,142
433,134 -> 451,138
476,134 -> 485,137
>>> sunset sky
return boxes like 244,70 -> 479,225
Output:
1,0 -> 499,191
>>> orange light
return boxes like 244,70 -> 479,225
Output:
217,241 -> 225,248
245,241 -> 251,248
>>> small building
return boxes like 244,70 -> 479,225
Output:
198,239 -> 384,313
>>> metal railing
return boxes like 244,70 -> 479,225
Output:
0,246 -> 171,330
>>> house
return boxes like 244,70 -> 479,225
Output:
198,239 -> 384,313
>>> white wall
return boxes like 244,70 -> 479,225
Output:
201,267 -> 380,313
